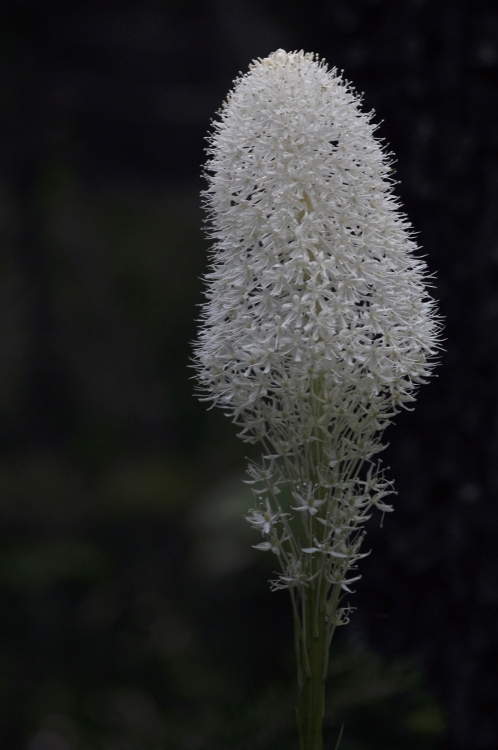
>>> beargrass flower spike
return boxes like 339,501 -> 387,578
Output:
193,49 -> 442,750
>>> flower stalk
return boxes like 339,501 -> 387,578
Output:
193,49 -> 441,748
296,586 -> 328,750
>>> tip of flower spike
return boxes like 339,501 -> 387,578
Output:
258,49 -> 318,70
273,49 -> 287,62
259,49 -> 291,68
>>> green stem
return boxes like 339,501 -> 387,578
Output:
296,584 -> 328,750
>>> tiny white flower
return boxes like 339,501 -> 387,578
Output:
291,483 -> 327,515
246,500 -> 281,535
271,556 -> 319,590
252,541 -> 281,556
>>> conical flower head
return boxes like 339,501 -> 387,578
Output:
195,50 -> 440,453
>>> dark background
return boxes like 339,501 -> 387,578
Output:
1,1 -> 497,748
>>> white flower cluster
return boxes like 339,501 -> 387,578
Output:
194,50 -> 441,600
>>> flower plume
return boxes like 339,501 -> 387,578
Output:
194,49 -> 441,594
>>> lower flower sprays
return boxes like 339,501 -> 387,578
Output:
193,50 -> 441,750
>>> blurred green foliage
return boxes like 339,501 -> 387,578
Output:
0,453 -> 445,749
